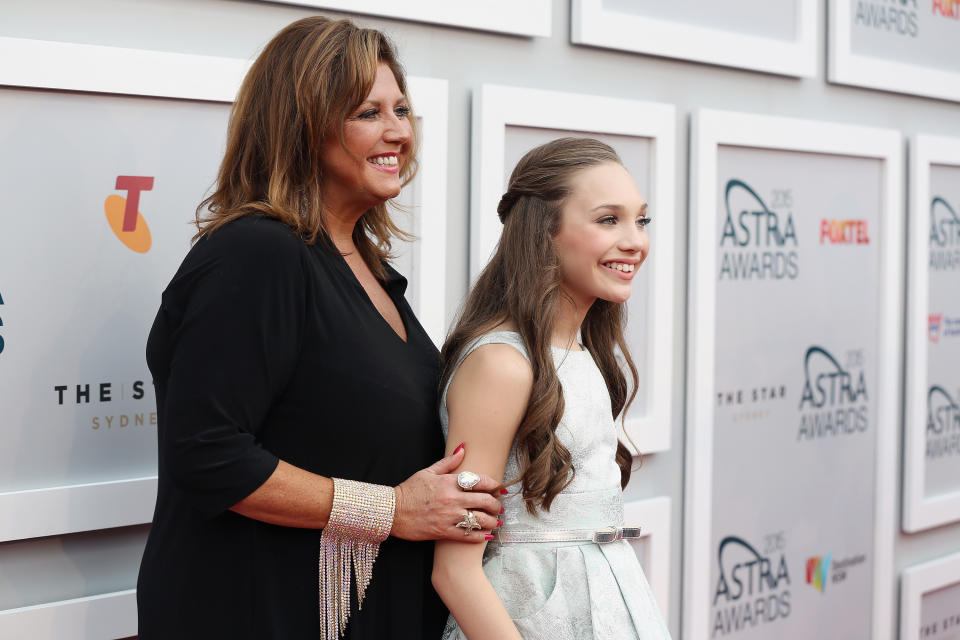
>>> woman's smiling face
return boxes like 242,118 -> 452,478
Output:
552,161 -> 650,309
319,63 -> 413,215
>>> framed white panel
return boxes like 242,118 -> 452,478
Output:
0,39 -> 448,539
828,1 -> 960,102
0,37 -> 250,102
471,85 -> 676,454
903,134 -> 960,532
623,496 -> 671,621
0,589 -> 136,639
901,551 -> 960,640
262,0 -> 551,37
390,76 -> 449,346
572,0 -> 817,77
686,109 -> 901,640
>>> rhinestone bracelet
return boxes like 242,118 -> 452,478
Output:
319,478 -> 395,640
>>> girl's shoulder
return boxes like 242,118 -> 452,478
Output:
464,329 -> 530,363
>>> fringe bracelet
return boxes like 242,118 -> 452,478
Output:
319,478 -> 396,640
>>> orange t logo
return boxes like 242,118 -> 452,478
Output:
105,175 -> 154,253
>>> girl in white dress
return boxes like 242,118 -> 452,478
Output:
432,138 -> 672,639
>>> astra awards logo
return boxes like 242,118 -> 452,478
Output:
54,381 -> 155,431
805,553 -> 865,593
855,0 -> 919,37
930,196 -> 960,270
927,386 -> 960,460
798,346 -> 869,441
820,219 -> 870,245
933,0 -> 959,19
105,175 -> 154,253
719,180 -> 798,281
712,533 -> 791,636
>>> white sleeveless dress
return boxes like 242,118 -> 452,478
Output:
440,331 -> 671,639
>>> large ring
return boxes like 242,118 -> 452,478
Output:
455,510 -> 482,535
457,470 -> 481,491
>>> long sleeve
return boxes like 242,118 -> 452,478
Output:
147,216 -> 306,517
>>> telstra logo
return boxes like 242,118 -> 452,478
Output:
105,176 -> 154,253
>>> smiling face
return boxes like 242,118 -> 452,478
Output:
552,162 -> 650,310
319,62 -> 413,217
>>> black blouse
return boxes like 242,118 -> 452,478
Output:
137,215 -> 447,639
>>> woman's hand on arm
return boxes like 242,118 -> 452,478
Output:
231,439 -> 505,534
432,343 -> 533,640
391,446 -> 503,542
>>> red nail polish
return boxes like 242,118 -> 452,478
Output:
497,519 -> 503,528
484,534 -> 494,540
499,507 -> 505,514
500,488 -> 508,495
453,443 -> 464,455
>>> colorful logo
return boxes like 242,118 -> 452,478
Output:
105,175 -> 154,253
933,0 -> 959,18
805,554 -> 832,592
819,219 -> 870,245
930,313 -> 943,343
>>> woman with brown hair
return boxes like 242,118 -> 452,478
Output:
136,17 -> 502,640
432,138 -> 671,638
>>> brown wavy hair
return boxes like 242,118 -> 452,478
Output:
194,16 -> 419,279
440,138 -> 639,514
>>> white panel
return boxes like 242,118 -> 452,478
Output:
828,1 -> 960,102
0,590 -> 136,640
623,496 -> 671,621
686,108 -> 901,640
261,0 -> 551,37
901,552 -> 960,640
0,38 -> 449,538
902,134 -> 960,532
471,85 -> 676,454
572,0 -> 817,77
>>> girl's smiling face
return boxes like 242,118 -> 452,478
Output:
553,161 -> 650,309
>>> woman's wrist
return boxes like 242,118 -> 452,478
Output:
326,478 -> 395,542
319,478 -> 396,640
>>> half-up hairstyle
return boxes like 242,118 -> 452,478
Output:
194,16 -> 419,279
440,137 -> 639,514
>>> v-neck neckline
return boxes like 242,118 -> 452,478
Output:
321,239 -> 411,345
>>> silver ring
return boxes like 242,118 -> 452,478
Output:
455,510 -> 481,535
457,470 -> 480,491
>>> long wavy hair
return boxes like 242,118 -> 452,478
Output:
194,16 -> 419,279
440,138 -> 639,514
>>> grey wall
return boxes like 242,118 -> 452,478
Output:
2,0 -> 960,637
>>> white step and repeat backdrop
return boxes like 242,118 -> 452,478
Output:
2,0 -> 960,638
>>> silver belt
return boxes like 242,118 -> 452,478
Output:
493,526 -> 641,544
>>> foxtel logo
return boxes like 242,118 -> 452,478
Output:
105,176 -> 154,253
820,219 -> 869,245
